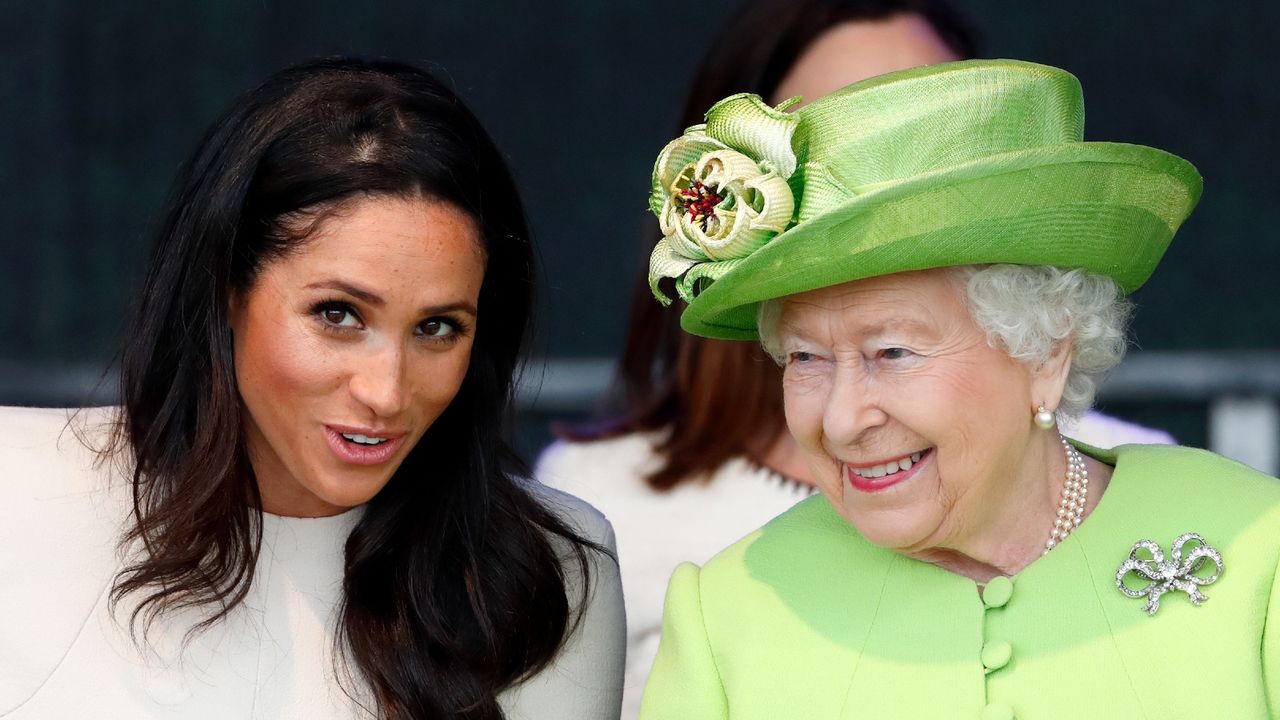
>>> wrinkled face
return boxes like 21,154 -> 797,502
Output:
230,196 -> 485,517
778,269 -> 1055,552
772,14 -> 958,104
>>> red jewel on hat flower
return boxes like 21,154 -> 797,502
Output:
679,180 -> 725,231
647,93 -> 802,305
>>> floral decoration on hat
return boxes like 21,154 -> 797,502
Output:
648,93 -> 801,305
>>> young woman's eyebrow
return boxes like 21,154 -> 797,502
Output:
305,279 -> 477,317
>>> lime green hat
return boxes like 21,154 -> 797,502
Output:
647,59 -> 1202,340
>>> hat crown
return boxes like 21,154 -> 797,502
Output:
647,59 -> 1201,339
792,60 -> 1085,223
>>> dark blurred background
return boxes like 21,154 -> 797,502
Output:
2,1 -> 1277,466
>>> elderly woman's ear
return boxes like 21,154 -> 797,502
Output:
1029,340 -> 1073,417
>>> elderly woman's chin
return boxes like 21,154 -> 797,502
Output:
816,451 -> 951,552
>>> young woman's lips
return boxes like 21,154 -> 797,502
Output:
323,425 -> 406,466
845,449 -> 932,493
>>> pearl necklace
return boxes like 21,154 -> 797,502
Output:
1043,435 -> 1089,555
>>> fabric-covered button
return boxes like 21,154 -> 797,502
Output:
981,640 -> 1012,672
982,576 -> 1014,608
979,701 -> 1014,720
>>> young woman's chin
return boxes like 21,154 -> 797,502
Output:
289,427 -> 424,513
317,464 -> 403,508
267,458 -> 404,516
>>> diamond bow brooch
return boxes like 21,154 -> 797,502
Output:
1115,533 -> 1223,616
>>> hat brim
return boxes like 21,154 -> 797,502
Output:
679,141 -> 1202,340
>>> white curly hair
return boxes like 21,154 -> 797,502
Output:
757,264 -> 1132,419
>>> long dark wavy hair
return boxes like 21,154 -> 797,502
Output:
566,0 -> 979,489
104,57 -> 599,719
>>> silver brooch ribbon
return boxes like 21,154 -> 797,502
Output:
1114,532 -> 1223,615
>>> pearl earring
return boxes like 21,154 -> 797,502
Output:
1034,404 -> 1056,429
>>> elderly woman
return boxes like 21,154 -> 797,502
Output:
538,5 -> 1174,715
639,60 -> 1280,718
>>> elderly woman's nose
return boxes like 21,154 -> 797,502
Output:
348,343 -> 412,417
821,364 -> 886,444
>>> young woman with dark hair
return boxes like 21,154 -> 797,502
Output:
0,57 -> 623,719
535,0 -> 1171,715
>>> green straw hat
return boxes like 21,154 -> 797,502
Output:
647,59 -> 1202,340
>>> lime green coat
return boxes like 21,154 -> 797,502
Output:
639,445 -> 1280,719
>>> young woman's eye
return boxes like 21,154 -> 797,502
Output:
418,317 -> 462,340
314,301 -> 361,329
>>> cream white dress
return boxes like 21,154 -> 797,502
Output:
0,406 -> 625,720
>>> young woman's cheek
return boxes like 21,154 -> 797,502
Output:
409,341 -> 474,413
239,300 -> 338,418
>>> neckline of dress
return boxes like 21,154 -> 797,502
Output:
260,505 -> 366,543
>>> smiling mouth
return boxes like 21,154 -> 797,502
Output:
849,449 -> 928,478
845,448 -> 933,492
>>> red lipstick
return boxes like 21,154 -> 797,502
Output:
845,448 -> 932,493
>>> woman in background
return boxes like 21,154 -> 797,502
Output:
537,0 -> 1169,715
0,58 -> 623,719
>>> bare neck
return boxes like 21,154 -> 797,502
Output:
909,450 -> 1113,582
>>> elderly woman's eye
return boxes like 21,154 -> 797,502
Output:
788,351 -> 815,364
880,347 -> 913,360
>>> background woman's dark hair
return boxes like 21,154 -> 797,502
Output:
568,0 -> 979,489
107,57 -> 598,719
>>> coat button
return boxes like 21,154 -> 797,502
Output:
982,576 -> 1014,608
979,701 -> 1014,720
981,640 -> 1012,672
